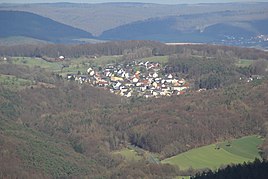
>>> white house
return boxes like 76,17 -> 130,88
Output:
87,67 -> 93,74
89,70 -> 95,76
152,72 -> 158,78
59,56 -> 65,60
126,91 -> 132,98
133,77 -> 139,83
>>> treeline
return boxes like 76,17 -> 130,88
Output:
0,41 -> 268,60
112,80 -> 268,157
1,72 -> 268,178
0,64 -> 60,84
166,53 -> 236,89
0,41 -> 164,58
193,159 -> 268,179
5,76 -> 267,159
1,42 -> 268,178
0,85 -> 186,178
166,52 -> 268,90
1,76 -> 267,178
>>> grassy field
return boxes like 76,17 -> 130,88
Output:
113,148 -> 143,161
66,55 -> 122,66
7,57 -> 257,74
219,136 -> 263,159
6,55 -> 168,78
236,59 -> 254,67
141,56 -> 169,64
8,56 -> 122,77
175,176 -> 191,179
162,135 -> 263,171
0,74 -> 33,90
113,145 -> 162,164
11,57 -> 61,71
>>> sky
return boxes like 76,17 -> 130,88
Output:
1,0 -> 268,4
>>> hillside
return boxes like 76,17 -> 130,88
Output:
100,17 -> 181,41
100,15 -> 268,45
202,19 -> 268,38
0,36 -> 50,46
0,42 -> 268,178
0,119 -> 101,178
162,135 -> 263,170
1,2 -> 268,36
0,3 -> 268,47
0,11 -> 93,43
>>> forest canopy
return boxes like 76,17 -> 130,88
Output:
0,41 -> 268,178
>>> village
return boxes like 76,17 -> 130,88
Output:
66,60 -> 190,98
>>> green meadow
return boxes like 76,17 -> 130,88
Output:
236,59 -> 254,67
141,56 -> 169,64
12,57 -> 61,70
0,74 -> 33,90
113,148 -> 143,161
7,56 -> 123,76
112,136 -> 263,172
175,176 -> 191,179
162,135 -> 263,171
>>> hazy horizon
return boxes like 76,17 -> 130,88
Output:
1,0 -> 268,4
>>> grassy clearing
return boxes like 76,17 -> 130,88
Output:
59,56 -> 122,76
11,57 -> 61,70
6,55 -> 167,78
174,176 -> 191,179
162,135 -> 263,171
60,64 -> 88,75
219,135 -> 263,159
8,56 -> 122,77
113,148 -> 142,161
67,55 -> 122,67
113,145 -> 161,164
0,74 -> 32,90
236,59 -> 254,67
0,56 -> 123,79
90,55 -> 122,66
191,55 -> 215,59
141,56 -> 169,64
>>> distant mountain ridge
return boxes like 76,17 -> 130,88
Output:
0,11 -> 93,43
0,3 -> 268,47
100,17 -> 180,41
100,12 -> 268,43
1,2 -> 267,36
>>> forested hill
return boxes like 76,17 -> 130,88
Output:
0,11 -> 93,43
193,159 -> 268,179
100,15 -> 268,43
1,41 -> 268,60
1,2 -> 267,36
0,42 -> 268,178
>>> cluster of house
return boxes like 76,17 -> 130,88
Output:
67,61 -> 189,98
255,35 -> 268,42
241,75 -> 264,83
0,57 -> 7,61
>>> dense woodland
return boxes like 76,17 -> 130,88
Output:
0,11 -> 93,43
1,41 -> 268,59
193,159 -> 268,179
1,3 -> 268,46
0,41 -> 268,178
